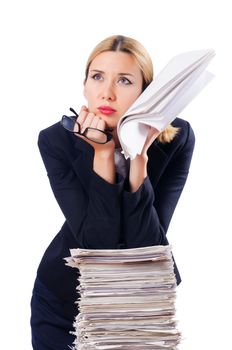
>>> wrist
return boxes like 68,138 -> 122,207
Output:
94,139 -> 115,158
94,148 -> 114,160
131,153 -> 148,170
129,154 -> 148,192
93,150 -> 116,184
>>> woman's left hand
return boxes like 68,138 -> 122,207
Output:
140,126 -> 160,157
129,127 -> 160,192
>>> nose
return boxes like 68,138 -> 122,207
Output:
100,81 -> 116,101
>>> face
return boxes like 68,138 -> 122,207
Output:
84,51 -> 143,130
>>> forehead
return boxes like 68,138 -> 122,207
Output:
89,51 -> 141,75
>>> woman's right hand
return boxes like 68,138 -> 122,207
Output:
75,106 -> 115,157
75,106 -> 116,184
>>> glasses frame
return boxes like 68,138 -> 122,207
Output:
60,108 -> 113,144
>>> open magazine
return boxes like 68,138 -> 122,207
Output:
117,49 -> 215,159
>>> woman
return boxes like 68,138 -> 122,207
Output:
31,35 -> 195,349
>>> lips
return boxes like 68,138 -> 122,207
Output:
97,105 -> 116,116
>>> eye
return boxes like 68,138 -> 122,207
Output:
118,77 -> 132,85
91,73 -> 103,81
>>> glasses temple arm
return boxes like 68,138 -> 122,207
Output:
69,107 -> 79,118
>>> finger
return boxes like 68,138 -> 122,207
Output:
77,105 -> 89,124
90,116 -> 101,129
148,126 -> 159,135
96,118 -> 106,131
151,127 -> 159,135
147,127 -> 159,140
81,112 -> 95,132
141,127 -> 160,155
74,121 -> 80,133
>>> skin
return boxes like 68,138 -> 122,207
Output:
76,51 -> 159,191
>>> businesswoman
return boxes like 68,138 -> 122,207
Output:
30,35 -> 195,349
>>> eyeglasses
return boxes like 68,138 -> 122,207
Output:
60,107 -> 113,144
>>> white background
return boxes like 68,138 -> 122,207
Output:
1,0 -> 231,349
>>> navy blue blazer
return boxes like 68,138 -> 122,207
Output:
36,117 -> 195,316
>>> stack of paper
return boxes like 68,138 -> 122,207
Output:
118,49 -> 215,159
65,245 -> 181,349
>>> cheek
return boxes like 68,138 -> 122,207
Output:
84,86 -> 95,104
83,85 -> 87,100
84,80 -> 94,97
123,90 -> 141,109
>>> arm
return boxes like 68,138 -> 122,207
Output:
38,129 -> 123,249
154,124 -> 195,232
122,122 -> 195,248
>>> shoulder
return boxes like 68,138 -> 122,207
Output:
149,117 -> 195,161
38,121 -> 65,144
38,122 -> 66,156
172,117 -> 195,147
37,120 -> 93,159
162,117 -> 195,154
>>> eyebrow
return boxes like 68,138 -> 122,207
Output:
90,69 -> 135,77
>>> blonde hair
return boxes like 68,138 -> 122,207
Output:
85,35 -> 179,143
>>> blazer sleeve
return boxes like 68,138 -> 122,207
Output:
122,122 -> 195,248
38,130 -> 123,249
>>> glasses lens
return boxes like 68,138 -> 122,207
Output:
62,116 -> 78,132
85,128 -> 108,144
